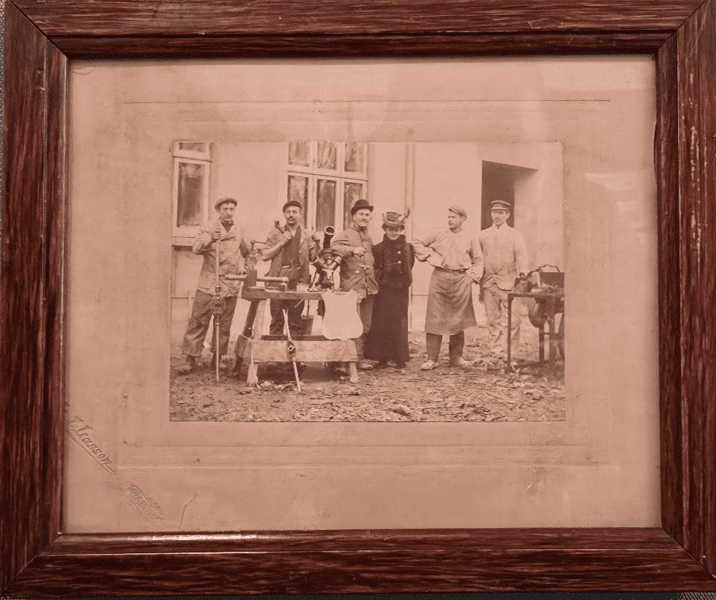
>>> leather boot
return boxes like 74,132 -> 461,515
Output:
354,335 -> 374,370
177,355 -> 196,375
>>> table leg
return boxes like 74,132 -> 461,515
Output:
246,299 -> 266,385
506,295 -> 513,372
246,361 -> 259,386
348,361 -> 359,384
242,300 -> 259,337
253,299 -> 267,341
548,299 -> 557,370
539,325 -> 545,363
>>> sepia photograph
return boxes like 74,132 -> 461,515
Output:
168,139 -> 566,423
63,57 -> 659,532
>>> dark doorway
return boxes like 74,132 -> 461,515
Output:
481,161 -> 535,229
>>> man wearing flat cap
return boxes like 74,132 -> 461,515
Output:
412,206 -> 484,370
478,199 -> 529,358
177,197 -> 250,375
262,200 -> 320,336
331,198 -> 379,370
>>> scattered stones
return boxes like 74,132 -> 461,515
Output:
391,404 -> 412,417
169,326 -> 565,423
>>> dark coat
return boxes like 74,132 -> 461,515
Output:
365,235 -> 415,365
372,235 -> 414,291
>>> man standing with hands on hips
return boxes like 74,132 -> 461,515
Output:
331,198 -> 379,370
478,199 -> 529,359
177,197 -> 249,375
412,206 -> 484,370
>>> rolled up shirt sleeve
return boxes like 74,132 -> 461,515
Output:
411,232 -> 441,264
467,239 -> 484,282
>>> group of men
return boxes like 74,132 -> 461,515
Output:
411,200 -> 528,369
177,195 -> 528,375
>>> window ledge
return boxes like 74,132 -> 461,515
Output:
172,236 -> 195,247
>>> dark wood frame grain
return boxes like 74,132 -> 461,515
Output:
1,0 -> 714,594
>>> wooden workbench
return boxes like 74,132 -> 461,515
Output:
234,287 -> 359,384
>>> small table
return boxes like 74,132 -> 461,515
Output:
234,287 -> 359,384
507,288 -> 564,373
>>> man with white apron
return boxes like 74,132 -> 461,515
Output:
412,206 -> 483,370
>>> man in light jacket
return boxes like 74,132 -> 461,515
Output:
478,199 -> 529,358
177,197 -> 250,375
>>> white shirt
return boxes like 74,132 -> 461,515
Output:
478,224 -> 528,290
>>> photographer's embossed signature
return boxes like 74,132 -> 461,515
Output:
67,415 -> 165,525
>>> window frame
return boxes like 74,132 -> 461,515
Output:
171,143 -> 212,245
287,141 -> 369,232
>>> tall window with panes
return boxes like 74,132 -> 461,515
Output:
171,142 -> 211,246
286,142 -> 368,232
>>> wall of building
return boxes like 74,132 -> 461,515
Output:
172,139 -> 562,335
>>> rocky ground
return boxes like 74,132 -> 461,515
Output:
170,324 -> 565,423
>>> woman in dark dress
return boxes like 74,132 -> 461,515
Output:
365,210 -> 414,368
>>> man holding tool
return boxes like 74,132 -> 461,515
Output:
262,200 -> 320,337
177,197 -> 250,375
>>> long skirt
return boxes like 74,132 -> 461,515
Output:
425,269 -> 477,335
365,286 -> 410,365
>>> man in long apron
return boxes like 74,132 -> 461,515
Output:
412,206 -> 484,370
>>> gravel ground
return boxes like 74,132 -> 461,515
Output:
170,324 -> 565,423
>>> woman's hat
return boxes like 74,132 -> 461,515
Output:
382,207 -> 411,228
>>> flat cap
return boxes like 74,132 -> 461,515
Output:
282,199 -> 303,212
448,205 -> 467,218
490,199 -> 512,210
214,197 -> 238,209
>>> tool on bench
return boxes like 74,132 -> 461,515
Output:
310,227 -> 341,291
232,236 -> 359,386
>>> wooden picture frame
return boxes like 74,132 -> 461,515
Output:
1,0 -> 714,593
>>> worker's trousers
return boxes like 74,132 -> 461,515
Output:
182,290 -> 238,358
482,284 -> 522,356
